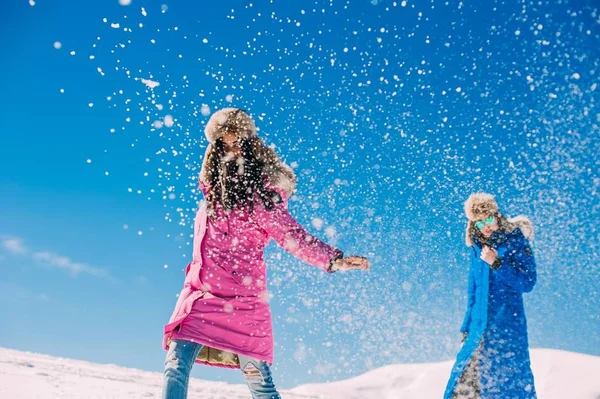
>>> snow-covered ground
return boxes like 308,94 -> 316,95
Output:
293,349 -> 600,399
1,347 -> 598,399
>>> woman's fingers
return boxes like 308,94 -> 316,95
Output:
343,256 -> 370,270
481,246 -> 491,261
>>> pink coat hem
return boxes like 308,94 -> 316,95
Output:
172,333 -> 273,366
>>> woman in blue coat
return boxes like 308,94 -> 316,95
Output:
445,193 -> 537,399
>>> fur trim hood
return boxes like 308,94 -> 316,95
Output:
508,215 -> 534,240
204,108 -> 257,144
255,143 -> 297,197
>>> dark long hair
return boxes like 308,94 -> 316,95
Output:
204,137 -> 281,217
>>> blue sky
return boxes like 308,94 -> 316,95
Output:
1,0 -> 599,389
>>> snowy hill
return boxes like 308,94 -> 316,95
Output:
292,349 -> 600,399
1,347 -> 598,399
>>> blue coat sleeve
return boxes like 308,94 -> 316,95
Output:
493,230 -> 537,293
460,250 -> 477,333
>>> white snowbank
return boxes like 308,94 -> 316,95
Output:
0,347 -> 598,399
0,347 -> 311,399
293,349 -> 600,399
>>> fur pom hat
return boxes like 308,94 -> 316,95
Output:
204,108 -> 257,144
464,192 -> 534,246
200,109 -> 297,197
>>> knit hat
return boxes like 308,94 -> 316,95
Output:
204,108 -> 257,144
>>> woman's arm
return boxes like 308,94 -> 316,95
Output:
492,230 -> 537,293
255,195 -> 343,272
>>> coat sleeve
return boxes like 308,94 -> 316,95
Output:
492,230 -> 537,293
254,194 -> 343,272
460,250 -> 477,333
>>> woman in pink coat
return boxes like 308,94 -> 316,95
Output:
162,108 -> 370,399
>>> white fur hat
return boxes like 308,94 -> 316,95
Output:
204,108 -> 256,144
464,192 -> 499,221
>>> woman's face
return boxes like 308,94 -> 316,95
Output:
476,215 -> 499,238
222,132 -> 242,158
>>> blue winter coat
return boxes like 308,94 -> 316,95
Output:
444,228 -> 537,399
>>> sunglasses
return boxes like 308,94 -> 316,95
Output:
475,216 -> 496,230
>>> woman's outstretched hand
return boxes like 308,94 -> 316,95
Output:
332,256 -> 370,271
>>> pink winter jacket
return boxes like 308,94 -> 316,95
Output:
163,186 -> 342,368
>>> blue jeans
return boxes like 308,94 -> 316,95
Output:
162,339 -> 281,399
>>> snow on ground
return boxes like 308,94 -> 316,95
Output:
0,348 -> 317,399
0,347 -> 598,399
292,349 -> 600,399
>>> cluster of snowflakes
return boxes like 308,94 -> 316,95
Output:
53,0 -> 599,385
